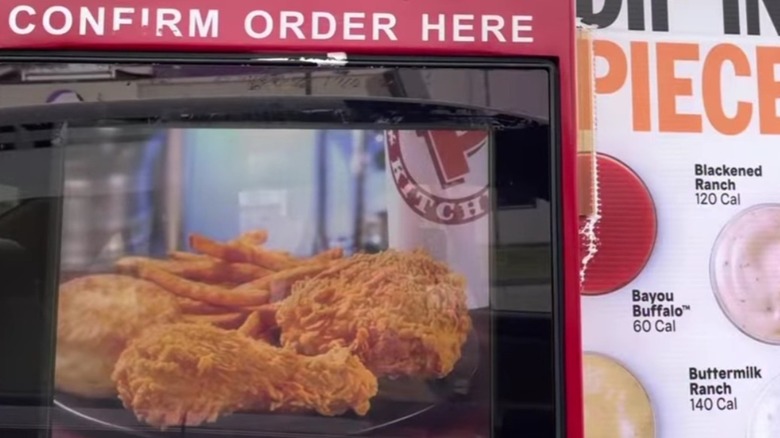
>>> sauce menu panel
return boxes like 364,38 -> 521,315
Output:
580,31 -> 780,437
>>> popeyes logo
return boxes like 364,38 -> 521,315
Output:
386,129 -> 489,225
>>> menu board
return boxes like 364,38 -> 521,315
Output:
579,30 -> 780,437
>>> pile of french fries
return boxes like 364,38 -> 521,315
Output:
115,230 -> 343,343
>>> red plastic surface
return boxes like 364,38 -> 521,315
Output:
0,1 -> 584,435
0,0 -> 565,57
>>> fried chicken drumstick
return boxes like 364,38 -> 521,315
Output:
112,323 -> 378,429
277,249 -> 472,379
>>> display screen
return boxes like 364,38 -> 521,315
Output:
0,63 -> 558,437
56,125 -> 490,434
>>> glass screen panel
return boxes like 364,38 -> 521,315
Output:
0,63 -> 556,437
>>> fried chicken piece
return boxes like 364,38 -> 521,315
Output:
55,275 -> 181,398
112,323 -> 378,429
277,249 -> 472,379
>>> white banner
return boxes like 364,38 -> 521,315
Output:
577,0 -> 780,37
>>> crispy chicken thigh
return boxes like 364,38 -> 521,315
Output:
277,249 -> 472,379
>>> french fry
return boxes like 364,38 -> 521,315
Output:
233,277 -> 272,293
137,265 -> 270,307
237,311 -> 261,336
182,312 -> 245,329
225,263 -> 273,281
190,234 -> 295,271
172,230 -> 266,260
236,241 -> 300,270
232,263 -> 325,300
273,263 -> 329,283
189,233 -> 249,261
168,251 -> 210,261
117,256 -> 271,284
233,230 -> 269,246
175,296 -> 233,314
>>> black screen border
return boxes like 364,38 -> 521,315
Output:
0,53 -> 566,438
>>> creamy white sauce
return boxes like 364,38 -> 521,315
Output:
712,205 -> 780,343
749,376 -> 780,437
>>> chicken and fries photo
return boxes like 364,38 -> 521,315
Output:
54,230 -> 474,430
